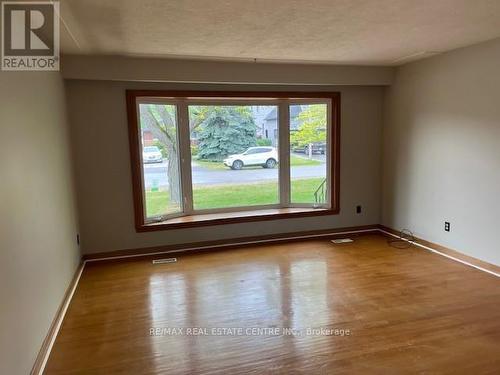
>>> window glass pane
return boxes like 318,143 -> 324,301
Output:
189,105 -> 279,210
138,103 -> 182,218
289,104 -> 328,205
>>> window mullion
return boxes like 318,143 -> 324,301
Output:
278,101 -> 290,207
177,100 -> 194,215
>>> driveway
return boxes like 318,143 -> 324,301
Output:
144,160 -> 326,189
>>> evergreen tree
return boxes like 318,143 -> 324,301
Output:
197,106 -> 257,161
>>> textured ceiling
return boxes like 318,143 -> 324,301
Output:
60,0 -> 500,65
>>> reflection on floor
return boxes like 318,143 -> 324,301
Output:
45,234 -> 500,374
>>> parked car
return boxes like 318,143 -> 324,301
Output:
293,142 -> 326,155
224,147 -> 278,170
142,146 -> 163,163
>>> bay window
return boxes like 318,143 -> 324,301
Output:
126,91 -> 340,231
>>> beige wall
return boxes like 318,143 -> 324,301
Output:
65,81 -> 383,255
382,37 -> 500,266
61,54 -> 394,86
0,71 -> 80,375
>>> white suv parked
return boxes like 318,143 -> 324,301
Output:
224,147 -> 278,170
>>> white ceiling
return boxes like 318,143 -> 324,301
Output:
59,0 -> 500,66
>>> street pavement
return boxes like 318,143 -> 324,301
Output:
144,156 -> 326,189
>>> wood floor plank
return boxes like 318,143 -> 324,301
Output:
44,234 -> 500,374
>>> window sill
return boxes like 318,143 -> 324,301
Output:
138,207 -> 338,232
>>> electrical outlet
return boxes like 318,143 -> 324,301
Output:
356,205 -> 362,214
444,222 -> 450,232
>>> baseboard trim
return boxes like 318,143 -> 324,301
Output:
83,225 -> 500,277
31,261 -> 86,375
84,225 -> 379,262
378,225 -> 500,278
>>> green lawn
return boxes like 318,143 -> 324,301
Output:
290,155 -> 322,166
146,177 -> 324,216
192,159 -> 229,170
193,154 -> 321,170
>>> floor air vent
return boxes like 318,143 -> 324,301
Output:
331,238 -> 354,244
152,258 -> 177,264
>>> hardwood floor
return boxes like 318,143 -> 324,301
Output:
44,234 -> 500,374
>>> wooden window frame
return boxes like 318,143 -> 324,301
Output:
126,90 -> 341,232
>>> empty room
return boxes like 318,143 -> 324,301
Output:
2,1 -> 500,374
